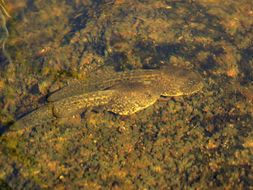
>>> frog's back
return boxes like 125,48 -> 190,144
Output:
47,68 -> 161,102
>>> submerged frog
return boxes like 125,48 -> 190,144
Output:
13,65 -> 204,128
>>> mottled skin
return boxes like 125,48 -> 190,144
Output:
13,65 -> 204,128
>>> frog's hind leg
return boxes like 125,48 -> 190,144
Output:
106,83 -> 160,115
52,90 -> 116,117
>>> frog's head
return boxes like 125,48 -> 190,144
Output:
161,65 -> 204,97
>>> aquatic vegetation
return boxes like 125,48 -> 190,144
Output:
0,0 -> 10,17
0,0 -> 11,63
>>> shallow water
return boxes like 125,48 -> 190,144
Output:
0,0 -> 252,189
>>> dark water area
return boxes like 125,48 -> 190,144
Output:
0,0 -> 252,189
